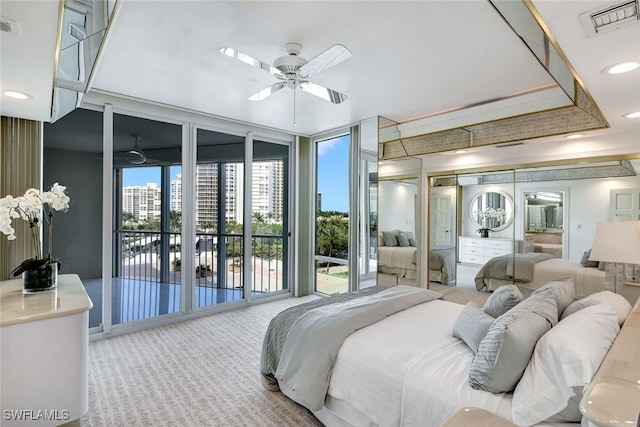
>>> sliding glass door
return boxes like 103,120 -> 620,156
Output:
194,130 -> 290,307
111,113 -> 183,325
250,140 -> 289,296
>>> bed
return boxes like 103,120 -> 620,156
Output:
377,231 -> 455,285
475,253 -> 605,297
261,284 -> 635,427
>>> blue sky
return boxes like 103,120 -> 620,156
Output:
317,134 -> 349,212
123,135 -> 350,212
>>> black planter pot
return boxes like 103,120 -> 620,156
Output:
479,229 -> 490,238
22,262 -> 58,294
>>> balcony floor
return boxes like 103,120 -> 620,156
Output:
84,278 -> 261,328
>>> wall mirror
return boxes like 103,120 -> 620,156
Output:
524,191 -> 564,231
523,190 -> 565,258
470,190 -> 514,232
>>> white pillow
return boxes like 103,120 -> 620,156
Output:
452,301 -> 495,353
561,291 -> 631,325
531,277 -> 575,317
511,303 -> 620,425
483,285 -> 523,318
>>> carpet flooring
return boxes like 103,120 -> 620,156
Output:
81,286 -> 491,427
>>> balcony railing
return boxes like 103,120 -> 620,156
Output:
114,229 -> 285,296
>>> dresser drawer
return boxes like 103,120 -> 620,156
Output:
460,253 -> 484,264
461,245 -> 484,256
460,237 -> 485,248
485,248 -> 511,258
485,239 -> 512,250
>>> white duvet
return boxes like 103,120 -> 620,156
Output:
327,299 -> 513,427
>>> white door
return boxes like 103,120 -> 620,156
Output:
610,188 -> 640,221
430,195 -> 452,247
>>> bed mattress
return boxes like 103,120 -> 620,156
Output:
324,299 -> 513,426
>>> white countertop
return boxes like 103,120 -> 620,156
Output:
0,274 -> 93,327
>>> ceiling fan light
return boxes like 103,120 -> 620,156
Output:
127,150 -> 146,165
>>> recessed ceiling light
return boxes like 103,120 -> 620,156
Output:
455,150 -> 468,154
565,134 -> 584,139
602,61 -> 640,75
623,111 -> 640,119
2,90 -> 30,99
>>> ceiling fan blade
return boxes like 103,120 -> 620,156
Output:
297,44 -> 352,79
299,82 -> 348,104
219,47 -> 283,78
249,82 -> 287,101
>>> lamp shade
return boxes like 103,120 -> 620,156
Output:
589,221 -> 640,264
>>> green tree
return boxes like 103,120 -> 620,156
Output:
170,210 -> 181,232
316,212 -> 348,273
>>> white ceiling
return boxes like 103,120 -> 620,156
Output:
1,0 -> 639,162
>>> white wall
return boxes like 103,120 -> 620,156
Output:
379,181 -> 417,234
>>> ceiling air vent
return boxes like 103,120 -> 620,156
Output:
495,142 -> 526,148
579,0 -> 640,37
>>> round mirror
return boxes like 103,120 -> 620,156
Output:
470,190 -> 513,232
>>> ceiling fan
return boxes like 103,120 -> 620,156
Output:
106,135 -> 173,166
126,135 -> 146,165
220,43 -> 352,105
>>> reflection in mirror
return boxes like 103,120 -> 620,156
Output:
470,190 -> 514,233
428,175 -> 458,289
525,192 -> 563,230
376,177 -> 418,287
359,117 -> 379,288
456,170 -> 516,291
523,191 -> 565,258
52,0 -> 118,122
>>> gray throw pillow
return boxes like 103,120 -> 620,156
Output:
397,233 -> 410,247
483,285 -> 523,318
469,288 -> 558,393
381,231 -> 398,247
580,249 -> 599,268
452,301 -> 495,353
531,278 -> 575,317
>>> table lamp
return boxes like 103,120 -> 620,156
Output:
589,221 -> 640,293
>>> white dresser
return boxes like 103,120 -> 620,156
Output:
1,274 -> 93,426
459,237 -> 514,265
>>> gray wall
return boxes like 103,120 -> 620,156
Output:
43,147 -> 103,279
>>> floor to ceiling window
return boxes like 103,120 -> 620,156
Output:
44,104 -> 294,336
194,130 -> 291,307
195,129 -> 245,307
314,133 -> 350,294
111,113 -> 183,325
250,140 -> 289,297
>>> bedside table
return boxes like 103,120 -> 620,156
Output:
440,407 -> 517,427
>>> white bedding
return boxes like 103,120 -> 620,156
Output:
378,246 -> 417,272
326,300 -> 513,426
486,258 -> 604,297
